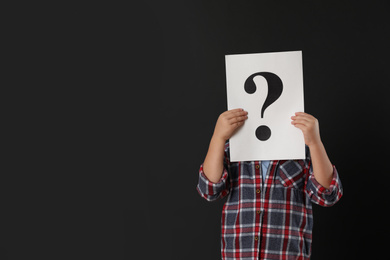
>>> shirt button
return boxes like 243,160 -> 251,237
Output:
257,210 -> 261,214
254,236 -> 259,241
256,189 -> 261,194
255,165 -> 260,169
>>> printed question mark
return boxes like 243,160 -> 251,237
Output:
244,72 -> 283,141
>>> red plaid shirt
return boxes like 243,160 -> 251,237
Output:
197,142 -> 342,260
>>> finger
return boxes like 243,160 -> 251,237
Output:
291,119 -> 310,126
221,108 -> 242,117
225,108 -> 243,115
226,109 -> 248,120
229,114 -> 248,125
292,112 -> 317,122
232,120 -> 245,129
220,109 -> 242,121
294,112 -> 315,120
292,123 -> 308,131
291,115 -> 311,123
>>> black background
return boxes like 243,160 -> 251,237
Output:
2,0 -> 390,259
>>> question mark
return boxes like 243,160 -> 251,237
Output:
244,72 -> 283,141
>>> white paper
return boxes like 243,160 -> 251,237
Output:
225,51 -> 305,162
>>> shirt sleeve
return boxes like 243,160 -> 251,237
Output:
196,142 -> 231,202
305,146 -> 343,207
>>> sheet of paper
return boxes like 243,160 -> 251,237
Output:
225,51 -> 305,162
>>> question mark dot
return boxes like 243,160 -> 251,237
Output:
255,125 -> 271,141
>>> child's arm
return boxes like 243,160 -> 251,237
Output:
203,108 -> 248,183
291,112 -> 333,189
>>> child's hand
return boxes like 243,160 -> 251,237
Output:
213,109 -> 248,141
291,112 -> 322,147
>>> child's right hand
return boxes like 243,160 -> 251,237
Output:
213,108 -> 248,141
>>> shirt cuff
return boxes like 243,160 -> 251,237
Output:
196,164 -> 229,201
309,165 -> 339,194
307,165 -> 343,207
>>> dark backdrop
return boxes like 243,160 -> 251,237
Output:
2,0 -> 389,259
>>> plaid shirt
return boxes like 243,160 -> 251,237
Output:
197,142 -> 342,260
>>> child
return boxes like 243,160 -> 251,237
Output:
197,108 -> 342,260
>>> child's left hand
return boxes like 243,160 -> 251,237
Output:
291,112 -> 322,147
